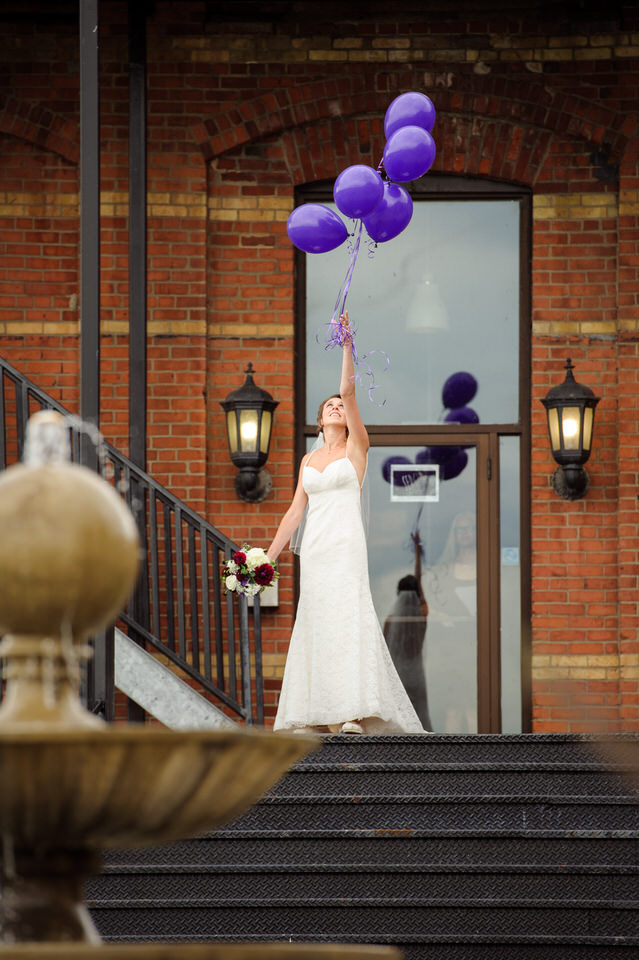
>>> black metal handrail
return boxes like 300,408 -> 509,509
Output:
0,355 -> 263,725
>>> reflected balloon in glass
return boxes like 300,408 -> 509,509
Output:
381,454 -> 412,484
440,449 -> 469,480
442,371 -> 478,409
416,445 -> 460,466
444,406 -> 479,425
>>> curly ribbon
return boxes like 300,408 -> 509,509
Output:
317,221 -> 389,406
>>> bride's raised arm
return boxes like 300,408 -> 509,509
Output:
338,311 -> 369,483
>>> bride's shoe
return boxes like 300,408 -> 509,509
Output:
340,720 -> 364,735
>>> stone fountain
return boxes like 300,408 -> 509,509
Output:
0,412 -> 398,960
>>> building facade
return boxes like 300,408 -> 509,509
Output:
1,0 -> 638,731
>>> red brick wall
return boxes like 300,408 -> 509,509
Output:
1,1 -> 639,729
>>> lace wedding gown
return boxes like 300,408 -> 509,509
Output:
273,455 -> 425,734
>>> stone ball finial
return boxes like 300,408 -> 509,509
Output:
0,411 -> 140,640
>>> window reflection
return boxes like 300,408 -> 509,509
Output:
367,445 -> 478,734
423,511 -> 478,733
306,199 -> 519,426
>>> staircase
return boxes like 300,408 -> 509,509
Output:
89,734 -> 639,957
0,354 -> 261,726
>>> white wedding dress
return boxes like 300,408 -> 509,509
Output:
273,454 -> 425,734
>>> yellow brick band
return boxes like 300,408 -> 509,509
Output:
168,31 -> 639,64
208,323 -> 294,337
0,192 -> 207,219
620,189 -> 639,215
532,652 -> 639,682
208,197 -> 291,223
0,320 -> 213,336
533,193 -> 618,220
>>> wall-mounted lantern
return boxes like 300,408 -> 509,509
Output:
220,363 -> 279,503
541,358 -> 600,500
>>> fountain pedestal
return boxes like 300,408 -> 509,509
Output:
0,412 -> 398,960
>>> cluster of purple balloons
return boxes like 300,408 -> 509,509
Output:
382,372 -> 479,487
287,91 -> 437,253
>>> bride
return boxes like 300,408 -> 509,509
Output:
267,312 -> 425,735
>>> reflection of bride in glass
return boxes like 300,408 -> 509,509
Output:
383,531 -> 431,729
423,511 -> 477,733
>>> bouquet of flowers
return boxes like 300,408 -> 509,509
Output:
222,545 -> 278,598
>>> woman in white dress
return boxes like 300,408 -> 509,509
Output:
266,313 -> 425,735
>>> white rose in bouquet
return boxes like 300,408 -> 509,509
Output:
245,546 -> 268,570
225,574 -> 239,591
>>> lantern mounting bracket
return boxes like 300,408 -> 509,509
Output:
235,467 -> 273,504
551,465 -> 589,501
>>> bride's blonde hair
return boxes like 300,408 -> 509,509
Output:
316,395 -> 349,437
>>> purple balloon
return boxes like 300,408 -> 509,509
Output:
417,445 -> 460,466
286,203 -> 348,254
442,371 -> 478,409
384,91 -> 436,139
381,454 -> 412,485
333,165 -> 384,220
441,449 -> 468,481
444,406 -> 479,425
383,125 -> 436,183
363,182 -> 413,243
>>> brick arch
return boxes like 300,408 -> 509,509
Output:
0,97 -> 79,164
274,112 -> 552,187
194,71 -> 635,185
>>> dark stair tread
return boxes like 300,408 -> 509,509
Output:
92,901 -> 639,937
197,827 -> 639,838
284,761 -> 639,772
249,793 -> 639,803
90,896 -> 639,907
98,861 -> 639,874
294,733 -> 639,759
102,932 -> 639,945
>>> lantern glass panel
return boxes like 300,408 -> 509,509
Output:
582,406 -> 594,452
226,410 -> 238,454
259,410 -> 272,454
547,407 -> 560,452
561,406 -> 581,450
239,409 -> 258,452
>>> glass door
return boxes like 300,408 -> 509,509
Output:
367,436 -> 492,733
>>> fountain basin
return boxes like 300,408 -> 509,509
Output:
0,727 -> 317,849
0,945 -> 400,960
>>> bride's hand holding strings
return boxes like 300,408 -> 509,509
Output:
338,310 -> 353,345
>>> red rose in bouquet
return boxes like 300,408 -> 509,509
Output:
254,562 -> 275,587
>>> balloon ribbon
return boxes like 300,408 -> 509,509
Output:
320,221 -> 389,405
